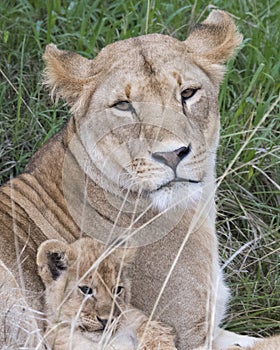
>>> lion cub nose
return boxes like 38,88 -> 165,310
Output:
152,145 -> 191,171
97,316 -> 108,329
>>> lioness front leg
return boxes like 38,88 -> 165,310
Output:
136,320 -> 177,350
121,308 -> 177,350
225,334 -> 280,350
44,325 -> 95,350
45,325 -> 128,350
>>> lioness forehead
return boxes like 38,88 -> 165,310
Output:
95,34 -> 189,75
44,10 -> 241,113
89,34 -> 210,104
100,34 -> 185,59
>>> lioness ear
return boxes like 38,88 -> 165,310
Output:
37,239 -> 70,284
43,44 -> 93,114
185,10 -> 242,63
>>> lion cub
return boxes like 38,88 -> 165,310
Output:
37,237 -> 177,349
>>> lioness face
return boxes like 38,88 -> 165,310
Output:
80,37 -> 221,210
37,238 -> 132,333
44,11 -> 241,211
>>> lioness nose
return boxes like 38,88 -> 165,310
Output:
97,316 -> 108,329
152,145 -> 191,171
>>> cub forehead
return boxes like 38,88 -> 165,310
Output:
70,237 -> 103,261
69,238 -> 121,276
70,238 -> 111,267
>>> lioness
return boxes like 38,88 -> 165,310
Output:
0,10 -> 257,349
37,237 -> 176,349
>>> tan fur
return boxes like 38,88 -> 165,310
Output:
37,237 -> 176,349
226,335 -> 280,350
194,334 -> 280,350
0,10 -> 245,349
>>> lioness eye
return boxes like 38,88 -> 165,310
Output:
113,286 -> 124,296
79,285 -> 94,296
181,88 -> 197,101
112,101 -> 132,111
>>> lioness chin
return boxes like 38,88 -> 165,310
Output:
0,9 -> 260,350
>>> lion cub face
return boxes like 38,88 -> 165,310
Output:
37,238 -> 133,333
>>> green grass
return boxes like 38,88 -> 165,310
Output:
0,0 -> 279,337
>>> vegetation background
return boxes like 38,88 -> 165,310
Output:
0,0 -> 279,337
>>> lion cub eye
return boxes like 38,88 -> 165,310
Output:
112,286 -> 124,296
79,285 -> 94,296
112,101 -> 132,111
181,88 -> 198,101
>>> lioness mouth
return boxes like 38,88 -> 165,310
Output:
173,177 -> 201,184
153,177 -> 201,192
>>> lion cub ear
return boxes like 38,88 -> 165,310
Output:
185,10 -> 242,63
37,239 -> 71,284
43,44 -> 94,115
